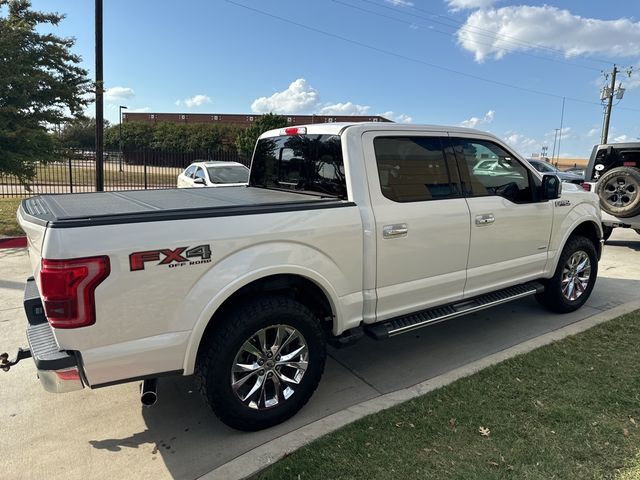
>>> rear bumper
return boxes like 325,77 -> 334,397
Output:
24,277 -> 84,393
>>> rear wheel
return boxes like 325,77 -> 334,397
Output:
596,167 -> 640,218
195,296 -> 326,431
536,235 -> 598,313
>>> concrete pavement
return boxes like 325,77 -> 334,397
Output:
1,228 -> 639,480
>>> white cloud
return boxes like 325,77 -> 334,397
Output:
104,86 -> 135,102
456,6 -> 640,62
587,127 -> 600,138
250,78 -> 412,122
459,109 -> 495,128
504,132 -> 540,156
543,127 -> 572,141
251,79 -> 320,114
614,134 -> 630,143
379,111 -> 413,123
318,102 -> 370,116
176,94 -> 212,108
385,0 -> 414,6
446,0 -> 496,11
128,107 -> 150,113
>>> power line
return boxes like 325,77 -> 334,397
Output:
356,0 -> 615,67
223,0 -> 640,113
331,0 -> 603,73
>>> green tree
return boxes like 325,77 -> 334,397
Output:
235,113 -> 288,158
104,122 -> 154,150
59,117 -> 110,149
0,0 -> 91,179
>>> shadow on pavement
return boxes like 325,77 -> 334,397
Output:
87,277 -> 640,479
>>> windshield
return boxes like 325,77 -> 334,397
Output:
530,161 -> 556,173
250,134 -> 347,198
206,165 -> 249,184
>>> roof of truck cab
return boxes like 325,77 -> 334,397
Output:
259,122 -> 500,140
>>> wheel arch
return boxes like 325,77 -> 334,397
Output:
548,216 -> 603,275
182,269 -> 340,375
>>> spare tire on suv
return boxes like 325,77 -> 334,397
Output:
596,167 -> 640,218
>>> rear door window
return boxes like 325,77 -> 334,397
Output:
373,136 -> 459,202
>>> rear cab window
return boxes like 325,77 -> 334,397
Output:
250,134 -> 347,199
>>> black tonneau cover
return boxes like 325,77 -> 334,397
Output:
20,187 -> 353,228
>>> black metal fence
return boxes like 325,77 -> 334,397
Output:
0,148 -> 247,197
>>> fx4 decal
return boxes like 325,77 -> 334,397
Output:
129,245 -> 212,271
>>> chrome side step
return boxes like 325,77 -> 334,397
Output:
364,281 -> 545,340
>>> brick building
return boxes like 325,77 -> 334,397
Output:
122,112 -> 392,127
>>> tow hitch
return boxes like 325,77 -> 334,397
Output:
0,348 -> 32,372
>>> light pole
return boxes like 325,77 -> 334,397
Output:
95,0 -> 104,191
119,105 -> 128,171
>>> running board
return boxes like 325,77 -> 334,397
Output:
364,281 -> 545,340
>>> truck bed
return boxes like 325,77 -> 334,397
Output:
20,187 -> 351,228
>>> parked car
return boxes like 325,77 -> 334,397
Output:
584,142 -> 640,240
177,161 -> 249,188
526,159 -> 583,183
7,123 -> 603,431
563,166 -> 586,178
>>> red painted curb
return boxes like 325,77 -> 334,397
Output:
0,237 -> 27,249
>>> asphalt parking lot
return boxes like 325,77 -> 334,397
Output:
1,228 -> 639,480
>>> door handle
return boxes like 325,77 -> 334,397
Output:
383,223 -> 408,239
475,214 -> 495,225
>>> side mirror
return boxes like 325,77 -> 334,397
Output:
193,178 -> 206,185
541,174 -> 561,200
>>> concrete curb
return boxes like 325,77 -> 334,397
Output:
201,299 -> 640,480
0,237 -> 27,249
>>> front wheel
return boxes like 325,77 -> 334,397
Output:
536,235 -> 598,313
195,296 -> 327,431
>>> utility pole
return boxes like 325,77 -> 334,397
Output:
551,128 -> 560,161
95,0 -> 104,191
556,97 -> 565,166
601,65 -> 618,145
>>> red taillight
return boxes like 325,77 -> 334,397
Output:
580,182 -> 592,191
40,256 -> 110,329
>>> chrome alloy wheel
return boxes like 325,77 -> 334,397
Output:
561,250 -> 591,301
603,175 -> 638,208
231,325 -> 308,410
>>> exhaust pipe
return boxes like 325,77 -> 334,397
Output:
140,378 -> 158,406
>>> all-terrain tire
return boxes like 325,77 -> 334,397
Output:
195,295 -> 326,431
536,235 -> 598,313
596,167 -> 640,218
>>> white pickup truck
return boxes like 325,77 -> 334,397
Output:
4,123 -> 603,431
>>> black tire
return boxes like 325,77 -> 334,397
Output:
596,167 -> 640,218
602,225 -> 613,241
195,295 -> 326,431
536,235 -> 598,313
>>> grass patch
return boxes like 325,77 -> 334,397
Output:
258,311 -> 640,480
0,197 -> 23,237
32,163 -> 180,187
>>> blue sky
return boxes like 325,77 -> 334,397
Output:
29,0 -> 640,157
